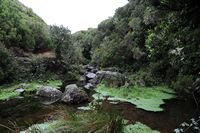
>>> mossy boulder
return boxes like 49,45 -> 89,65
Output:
36,86 -> 62,98
97,71 -> 125,87
61,84 -> 88,104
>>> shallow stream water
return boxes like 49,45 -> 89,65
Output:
0,96 -> 199,133
0,96 -> 77,132
105,99 -> 199,133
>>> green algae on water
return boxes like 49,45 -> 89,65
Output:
123,122 -> 160,133
94,84 -> 175,112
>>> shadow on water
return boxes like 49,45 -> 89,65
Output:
104,98 -> 200,133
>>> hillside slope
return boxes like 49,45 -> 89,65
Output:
0,0 -> 52,51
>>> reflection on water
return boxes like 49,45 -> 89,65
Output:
37,96 -> 61,105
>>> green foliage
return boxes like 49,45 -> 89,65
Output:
45,80 -> 62,88
72,28 -> 97,62
127,70 -> 157,86
50,25 -> 79,64
0,83 -> 24,100
50,25 -> 71,59
123,122 -> 160,133
145,9 -> 200,93
0,0 -> 199,100
81,0 -> 200,97
0,91 -> 19,101
95,84 -> 175,112
171,75 -> 194,94
98,18 -> 115,35
145,12 -> 180,61
0,0 -> 52,51
90,1 -> 149,68
0,43 -> 17,82
92,33 -> 128,67
143,6 -> 160,26
128,17 -> 142,31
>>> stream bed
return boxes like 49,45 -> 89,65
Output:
0,96 -> 199,133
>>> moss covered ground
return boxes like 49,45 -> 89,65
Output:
94,84 -> 175,112
0,80 -> 62,101
123,122 -> 160,133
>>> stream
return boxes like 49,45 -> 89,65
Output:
0,96 -> 199,133
0,66 -> 199,133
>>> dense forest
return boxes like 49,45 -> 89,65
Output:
73,0 -> 200,96
0,0 -> 199,132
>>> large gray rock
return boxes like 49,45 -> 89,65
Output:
97,71 -> 120,80
97,71 -> 125,87
62,84 -> 88,104
88,77 -> 98,85
102,67 -> 120,72
65,84 -> 78,90
87,66 -> 95,71
91,68 -> 98,73
15,88 -> 25,93
36,86 -> 62,98
15,88 -> 26,96
84,83 -> 95,90
86,72 -> 97,80
83,65 -> 95,71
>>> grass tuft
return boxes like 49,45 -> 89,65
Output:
22,109 -> 123,133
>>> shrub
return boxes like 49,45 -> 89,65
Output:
0,43 -> 17,83
0,0 -> 52,51
127,70 -> 157,86
171,74 -> 194,94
